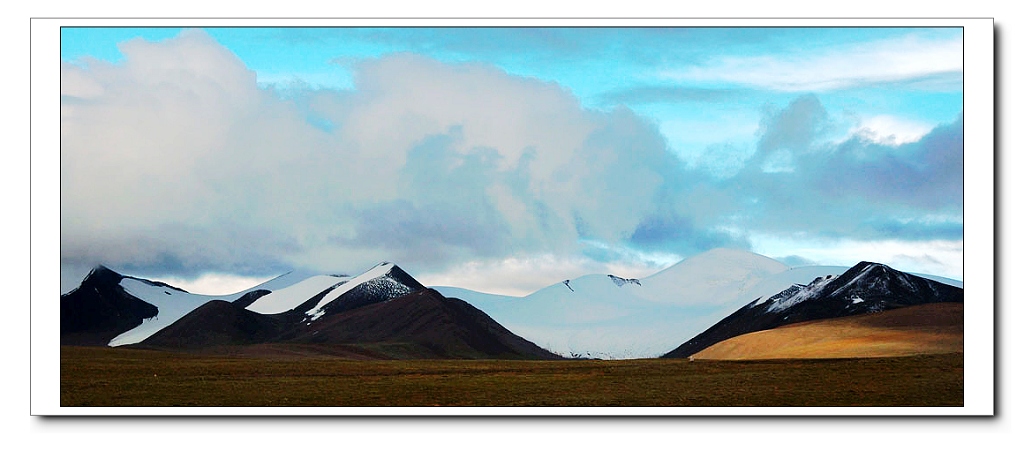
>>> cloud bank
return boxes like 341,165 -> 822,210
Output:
61,31 -> 686,279
60,30 -> 963,293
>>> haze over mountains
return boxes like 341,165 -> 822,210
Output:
60,248 -> 964,360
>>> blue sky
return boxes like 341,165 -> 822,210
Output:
59,26 -> 964,295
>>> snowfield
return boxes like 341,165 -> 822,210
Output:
244,275 -> 350,314
108,278 -> 235,347
435,249 -> 824,358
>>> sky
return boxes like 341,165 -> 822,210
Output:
59,26 -> 965,296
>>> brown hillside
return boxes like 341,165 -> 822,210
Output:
691,303 -> 963,360
138,300 -> 288,349
289,288 -> 563,360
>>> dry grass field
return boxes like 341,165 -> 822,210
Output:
60,345 -> 963,407
692,303 -> 963,361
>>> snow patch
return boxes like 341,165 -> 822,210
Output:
743,266 -> 847,308
244,275 -> 350,314
108,278 -> 230,346
765,274 -> 839,313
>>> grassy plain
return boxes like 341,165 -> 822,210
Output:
60,346 -> 963,407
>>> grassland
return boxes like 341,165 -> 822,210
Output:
692,303 -> 964,360
60,346 -> 963,407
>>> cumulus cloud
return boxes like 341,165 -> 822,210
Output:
721,95 -> 964,243
60,30 -> 692,283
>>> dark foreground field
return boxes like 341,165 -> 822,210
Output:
60,346 -> 963,407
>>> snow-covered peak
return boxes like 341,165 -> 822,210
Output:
657,248 -> 788,274
304,262 -> 421,322
638,248 -> 790,306
761,274 -> 839,312
746,261 -> 960,316
436,251 -> 806,358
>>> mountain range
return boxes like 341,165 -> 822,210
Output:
60,262 -> 560,360
60,249 -> 964,360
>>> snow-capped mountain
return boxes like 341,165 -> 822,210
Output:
435,249 -> 962,359
660,261 -> 965,359
60,261 -> 558,360
62,262 -> 423,347
434,248 -> 822,359
60,249 -> 964,361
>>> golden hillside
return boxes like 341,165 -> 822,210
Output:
691,303 -> 963,360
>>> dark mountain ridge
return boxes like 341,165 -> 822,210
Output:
661,261 -> 964,359
60,266 -> 159,346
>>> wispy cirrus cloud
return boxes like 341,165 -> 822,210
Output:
659,34 -> 963,92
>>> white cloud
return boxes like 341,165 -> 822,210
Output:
60,30 -> 681,285
662,35 -> 963,92
157,273 -> 280,296
750,234 -> 964,281
850,114 -> 934,145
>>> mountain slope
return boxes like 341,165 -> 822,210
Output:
243,275 -> 351,314
107,277 -> 241,347
299,262 -> 425,321
287,288 -> 562,359
638,248 -> 789,306
139,300 -> 289,349
435,248 -> 801,358
60,266 -> 159,346
690,303 -> 964,360
661,261 -> 964,359
137,287 -> 560,359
